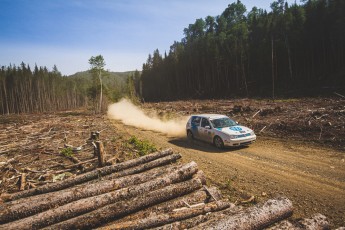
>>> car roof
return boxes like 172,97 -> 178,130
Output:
192,114 -> 228,119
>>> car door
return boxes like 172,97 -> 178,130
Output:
190,116 -> 202,140
199,118 -> 213,143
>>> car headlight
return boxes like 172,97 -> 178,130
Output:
228,135 -> 238,139
250,131 -> 255,136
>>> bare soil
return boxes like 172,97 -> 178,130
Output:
1,97 -> 344,228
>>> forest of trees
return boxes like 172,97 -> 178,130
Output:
141,0 -> 345,101
0,63 -> 89,114
0,61 -> 138,114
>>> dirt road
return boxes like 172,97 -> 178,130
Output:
111,120 -> 345,228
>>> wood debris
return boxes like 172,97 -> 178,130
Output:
0,148 -> 337,229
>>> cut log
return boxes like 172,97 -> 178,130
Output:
190,196 -> 293,230
151,203 -> 239,230
1,162 -> 199,230
0,160 -> 181,223
268,213 -> 329,230
90,131 -> 99,140
99,200 -> 230,230
44,177 -> 204,230
299,214 -> 329,230
267,219 -> 298,229
106,189 -> 209,225
4,148 -> 174,201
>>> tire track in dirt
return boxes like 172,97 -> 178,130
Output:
111,120 -> 345,228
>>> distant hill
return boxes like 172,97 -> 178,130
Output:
67,70 -> 139,101
68,70 -> 136,86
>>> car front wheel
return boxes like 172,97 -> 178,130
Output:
187,130 -> 194,141
214,136 -> 224,149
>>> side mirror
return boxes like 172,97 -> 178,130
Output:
236,121 -> 239,125
205,126 -> 211,129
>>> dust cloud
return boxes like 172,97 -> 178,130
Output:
107,99 -> 189,137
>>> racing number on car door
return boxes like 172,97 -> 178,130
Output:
200,118 -> 212,142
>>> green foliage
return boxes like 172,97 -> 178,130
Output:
88,55 -> 106,113
128,136 -> 157,156
89,55 -> 105,71
0,58 -> 136,115
0,63 -> 88,114
70,70 -> 133,103
141,0 -> 345,100
60,147 -> 74,157
125,70 -> 142,104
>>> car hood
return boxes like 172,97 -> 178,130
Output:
216,126 -> 252,135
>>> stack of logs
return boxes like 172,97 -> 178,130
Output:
0,149 -> 332,229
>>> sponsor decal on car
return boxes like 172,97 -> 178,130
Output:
229,126 -> 242,131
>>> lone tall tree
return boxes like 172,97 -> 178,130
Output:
89,55 -> 106,113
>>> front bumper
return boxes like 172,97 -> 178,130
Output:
223,135 -> 257,147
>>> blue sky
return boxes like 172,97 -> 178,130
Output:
0,0 -> 298,75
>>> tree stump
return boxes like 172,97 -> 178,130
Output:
96,141 -> 106,167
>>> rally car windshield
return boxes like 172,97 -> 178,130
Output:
210,117 -> 237,128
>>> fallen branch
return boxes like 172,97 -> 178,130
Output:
62,157 -> 98,169
23,168 -> 47,174
241,195 -> 255,204
259,126 -> 267,133
5,148 -> 174,201
1,162 -> 199,229
105,155 -> 119,165
0,157 -> 19,171
191,197 -> 293,230
319,126 -> 323,140
252,109 -> 261,118
62,153 -> 85,171
203,185 -> 220,202
334,92 -> 345,99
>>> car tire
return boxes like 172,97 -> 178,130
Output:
214,136 -> 224,149
187,130 -> 194,141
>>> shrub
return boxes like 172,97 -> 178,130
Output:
128,136 -> 157,156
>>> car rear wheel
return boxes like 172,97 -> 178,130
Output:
214,136 -> 224,149
187,130 -> 194,141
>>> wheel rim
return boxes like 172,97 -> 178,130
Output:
187,131 -> 193,140
215,137 -> 223,148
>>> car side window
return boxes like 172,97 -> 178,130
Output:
201,118 -> 211,128
191,117 -> 201,127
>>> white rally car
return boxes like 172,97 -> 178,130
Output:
186,114 -> 256,148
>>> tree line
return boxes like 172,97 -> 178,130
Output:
141,0 -> 345,101
0,59 -> 138,114
0,63 -> 89,114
